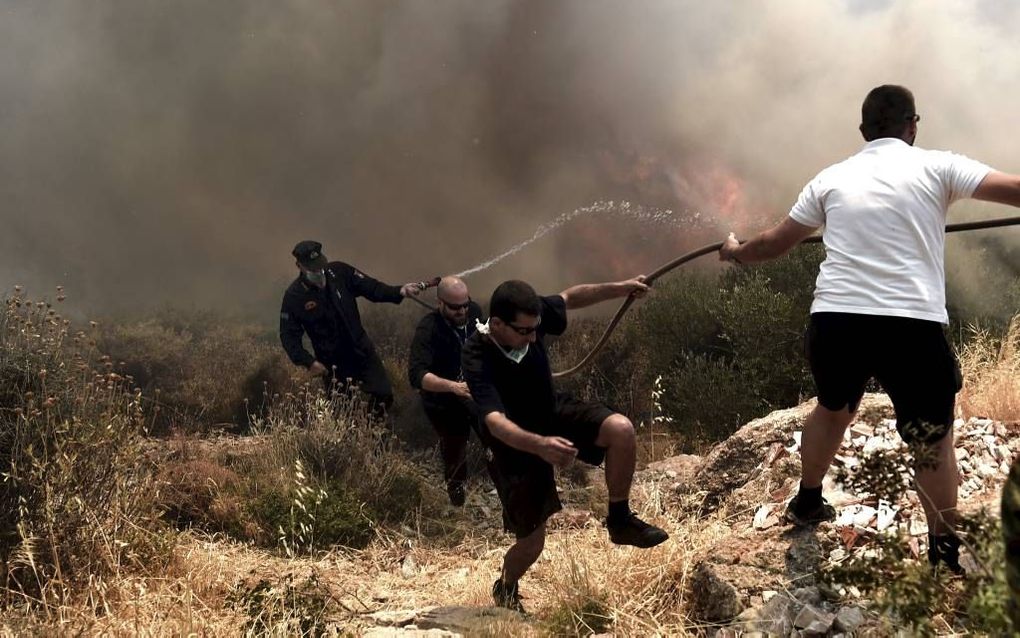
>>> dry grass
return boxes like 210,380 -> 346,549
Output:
3,289 -> 1018,636
958,314 -> 1020,422
0,481 -> 713,636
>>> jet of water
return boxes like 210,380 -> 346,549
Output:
454,200 -> 714,278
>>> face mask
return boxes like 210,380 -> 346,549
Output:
498,343 -> 529,364
476,319 -> 529,364
305,270 -> 326,286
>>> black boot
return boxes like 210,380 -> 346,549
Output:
927,533 -> 964,575
491,577 -> 525,613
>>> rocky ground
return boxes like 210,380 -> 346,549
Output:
353,393 -> 1016,636
642,393 -> 1017,637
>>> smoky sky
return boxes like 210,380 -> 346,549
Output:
2,0 -> 1019,318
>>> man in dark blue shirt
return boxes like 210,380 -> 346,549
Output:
408,276 -> 484,506
280,240 -> 420,416
463,278 -> 669,612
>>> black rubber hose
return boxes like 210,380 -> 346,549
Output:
552,214 -> 1020,378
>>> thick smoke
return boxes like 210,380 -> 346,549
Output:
1,0 -> 1018,317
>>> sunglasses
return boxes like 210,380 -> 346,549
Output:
439,297 -> 472,311
505,317 -> 541,335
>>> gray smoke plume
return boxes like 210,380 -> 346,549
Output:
1,0 -> 1018,317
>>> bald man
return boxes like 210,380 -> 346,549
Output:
408,276 -> 485,506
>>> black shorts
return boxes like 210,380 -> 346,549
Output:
488,394 -> 615,538
806,312 -> 962,444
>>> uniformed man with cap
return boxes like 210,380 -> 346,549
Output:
280,240 -> 422,416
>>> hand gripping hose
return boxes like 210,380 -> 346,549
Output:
406,277 -> 441,311
552,214 -> 1020,378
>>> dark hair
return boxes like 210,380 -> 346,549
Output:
859,85 -> 916,141
489,280 -> 541,323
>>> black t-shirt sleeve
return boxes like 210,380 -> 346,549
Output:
462,336 -> 505,417
407,314 -> 435,389
539,294 -> 568,337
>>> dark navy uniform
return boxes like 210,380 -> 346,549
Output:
280,261 -> 404,410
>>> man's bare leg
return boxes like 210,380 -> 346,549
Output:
800,404 -> 856,487
914,430 -> 963,572
501,523 -> 546,584
596,413 -> 668,547
595,414 -> 636,501
787,403 -> 855,524
914,431 -> 959,535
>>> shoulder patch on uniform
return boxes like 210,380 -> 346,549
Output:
305,301 -> 317,311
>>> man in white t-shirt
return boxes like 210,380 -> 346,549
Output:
719,85 -> 1020,573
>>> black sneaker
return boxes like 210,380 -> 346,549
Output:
492,577 -> 525,613
783,495 -> 836,526
606,513 -> 669,548
927,533 -> 965,576
447,483 -> 466,507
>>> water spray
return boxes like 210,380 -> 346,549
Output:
552,214 -> 1020,378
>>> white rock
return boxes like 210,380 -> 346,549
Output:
853,506 -> 877,527
835,506 -> 859,527
876,502 -> 898,532
368,610 -> 419,627
851,424 -> 875,437
984,435 -> 998,452
978,463 -> 999,478
753,504 -> 774,529
909,518 -> 929,536
762,590 -> 778,603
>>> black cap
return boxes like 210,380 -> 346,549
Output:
292,240 -> 328,269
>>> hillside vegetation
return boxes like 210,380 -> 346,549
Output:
1,255 -> 1017,634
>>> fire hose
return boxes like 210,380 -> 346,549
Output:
552,214 -> 1020,378
406,277 -> 441,311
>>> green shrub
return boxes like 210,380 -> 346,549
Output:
250,476 -> 376,553
657,353 -> 761,447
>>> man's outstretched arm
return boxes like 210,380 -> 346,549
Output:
558,277 -> 649,310
972,171 -> 1020,208
719,217 -> 819,265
